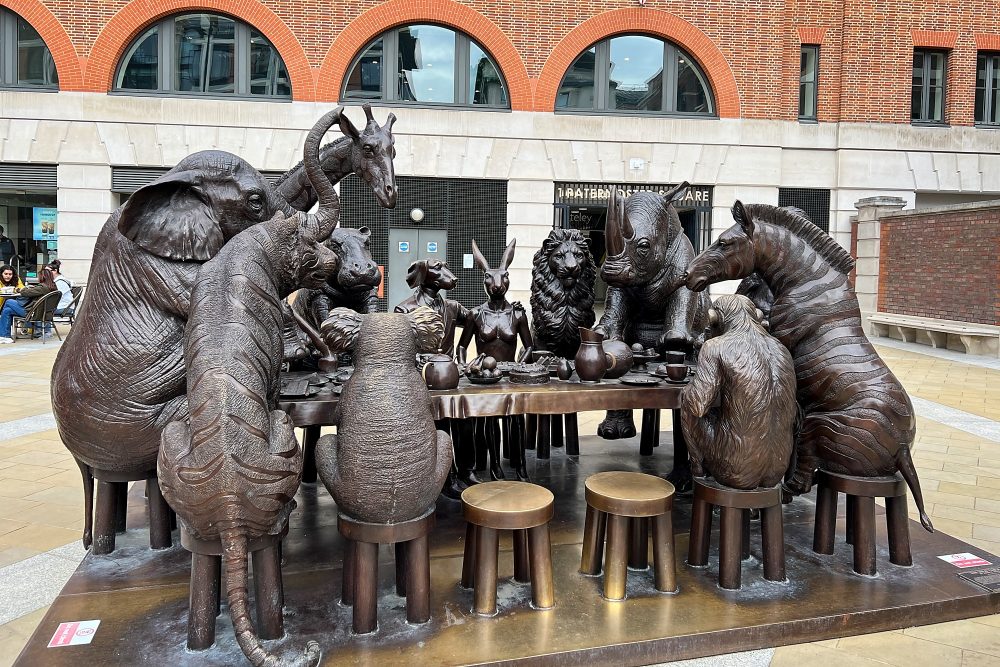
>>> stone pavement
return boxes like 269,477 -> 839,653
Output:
0,334 -> 998,666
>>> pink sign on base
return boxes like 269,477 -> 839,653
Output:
48,620 -> 101,648
937,553 -> 992,569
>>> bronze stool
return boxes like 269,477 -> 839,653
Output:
91,468 -> 175,554
461,481 -> 555,615
182,525 -> 286,651
687,477 -> 785,590
812,470 -> 911,576
581,472 -> 676,600
339,508 -> 435,634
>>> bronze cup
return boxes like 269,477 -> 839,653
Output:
665,363 -> 688,382
665,351 -> 686,365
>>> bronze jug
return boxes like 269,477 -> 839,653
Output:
422,354 -> 460,390
575,327 -> 607,383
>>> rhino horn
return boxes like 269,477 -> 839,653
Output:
605,187 -> 625,257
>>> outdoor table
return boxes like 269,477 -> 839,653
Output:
280,377 -> 686,482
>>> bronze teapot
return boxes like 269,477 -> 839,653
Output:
422,353 -> 460,390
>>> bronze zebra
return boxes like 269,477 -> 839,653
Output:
685,202 -> 932,531
158,109 -> 345,667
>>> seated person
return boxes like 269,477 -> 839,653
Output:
48,260 -> 75,317
0,264 -> 23,311
0,267 -> 58,344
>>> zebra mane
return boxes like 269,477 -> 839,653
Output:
744,203 -> 855,275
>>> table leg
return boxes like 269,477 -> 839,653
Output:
640,409 -> 655,456
551,415 -> 563,449
537,415 -> 551,459
565,414 -> 580,456
301,425 -> 320,484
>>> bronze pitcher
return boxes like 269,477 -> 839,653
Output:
575,327 -> 607,383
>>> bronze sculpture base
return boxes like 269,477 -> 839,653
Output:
15,436 -> 1000,666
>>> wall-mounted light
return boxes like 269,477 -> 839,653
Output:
410,207 -> 425,223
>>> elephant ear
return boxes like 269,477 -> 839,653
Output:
118,170 -> 224,261
408,306 -> 445,353
320,308 -> 363,354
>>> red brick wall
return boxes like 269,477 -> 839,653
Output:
878,206 -> 1000,326
4,0 -> 1000,119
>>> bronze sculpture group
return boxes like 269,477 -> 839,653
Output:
49,105 -> 935,665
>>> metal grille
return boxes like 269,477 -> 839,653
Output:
778,187 -> 831,233
0,163 -> 57,190
340,175 -> 508,310
112,166 -> 287,194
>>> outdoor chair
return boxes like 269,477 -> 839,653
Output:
56,285 -> 85,324
12,291 -> 63,343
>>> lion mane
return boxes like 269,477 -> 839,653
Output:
529,228 -> 597,358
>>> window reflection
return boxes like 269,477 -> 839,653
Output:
15,15 -> 58,87
249,28 -> 289,96
398,25 -> 455,103
557,47 -> 596,109
678,55 -> 709,113
344,38 -> 384,99
175,15 -> 236,93
609,35 -> 663,111
118,28 -> 159,90
470,41 -> 507,106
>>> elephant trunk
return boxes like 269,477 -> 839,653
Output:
304,109 -> 343,239
222,528 -> 321,667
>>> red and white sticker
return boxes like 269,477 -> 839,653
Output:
938,553 -> 992,568
47,620 -> 100,648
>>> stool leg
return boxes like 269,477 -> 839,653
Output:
719,506 -> 743,590
302,425 -> 320,484
687,497 -> 711,567
353,541 -> 379,634
187,552 -> 221,650
395,542 -> 408,597
93,480 -> 117,555
742,509 -> 751,561
813,484 -> 837,555
525,415 -> 537,450
565,414 -> 580,456
252,544 -> 283,640
887,496 -> 913,567
114,481 -> 128,533
846,495 -> 857,545
513,529 -> 530,583
761,505 -> 786,582
640,410 -> 655,456
604,514 -> 629,600
528,525 -> 555,609
580,507 -> 605,575
405,535 -> 431,624
147,478 -> 172,549
461,523 -> 477,589
652,511 -> 677,593
629,517 -> 649,570
537,416 -> 551,459
342,540 -> 355,606
473,527 -> 499,616
853,496 -> 877,576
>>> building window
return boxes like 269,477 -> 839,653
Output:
976,53 -> 1000,126
911,49 -> 946,124
778,187 -> 831,233
556,35 -> 714,116
342,25 -> 509,108
114,13 -> 291,99
799,45 -> 818,120
0,8 -> 58,89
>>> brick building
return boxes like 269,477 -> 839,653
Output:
1,0 -> 999,307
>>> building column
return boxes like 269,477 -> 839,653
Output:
56,164 -> 116,282
505,179 -> 554,308
853,196 -> 905,333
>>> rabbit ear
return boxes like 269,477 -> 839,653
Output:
320,308 -> 364,354
471,240 -> 490,271
500,238 -> 516,271
408,306 -> 445,353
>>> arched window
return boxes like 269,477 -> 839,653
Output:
343,25 -> 509,108
557,35 -> 714,116
114,13 -> 290,98
0,8 -> 58,89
